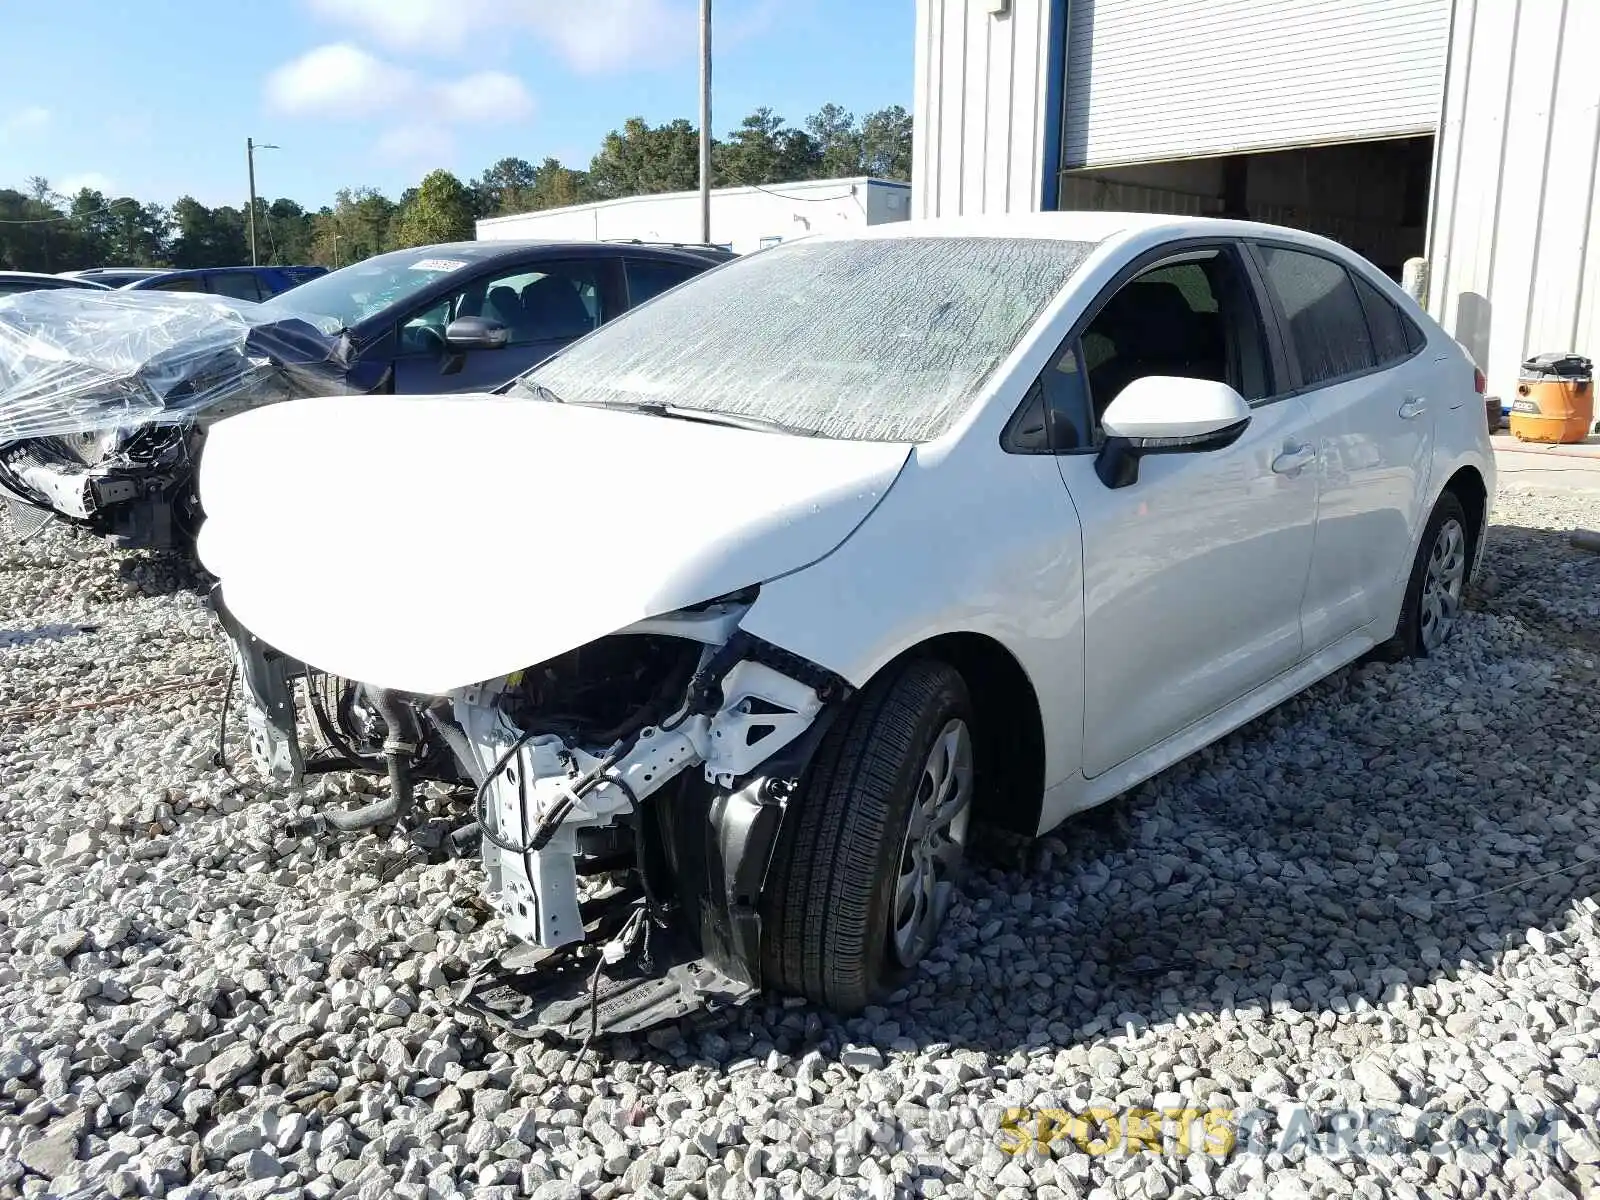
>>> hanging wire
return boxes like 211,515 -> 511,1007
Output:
0,197 -> 139,225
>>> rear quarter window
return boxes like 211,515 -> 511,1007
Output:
1351,272 -> 1423,366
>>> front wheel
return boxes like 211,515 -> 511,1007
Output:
759,658 -> 974,1013
1383,491 -> 1471,659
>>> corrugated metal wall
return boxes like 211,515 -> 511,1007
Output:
1062,0 -> 1450,169
911,0 -> 1057,218
1428,0 -> 1600,403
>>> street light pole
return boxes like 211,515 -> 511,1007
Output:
698,0 -> 712,245
246,138 -> 280,266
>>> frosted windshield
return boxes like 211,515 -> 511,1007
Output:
521,236 -> 1098,443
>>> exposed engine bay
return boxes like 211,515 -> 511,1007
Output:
213,585 -> 851,1042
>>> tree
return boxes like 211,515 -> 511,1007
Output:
526,157 -> 592,211
168,198 -> 249,268
103,199 -> 168,265
806,104 -> 863,178
472,156 -> 538,217
262,198 -> 316,265
860,105 -> 914,182
393,169 -> 475,248
309,187 -> 400,266
0,188 -> 66,271
714,108 -> 822,186
589,118 -> 704,199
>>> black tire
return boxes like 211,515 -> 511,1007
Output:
759,658 -> 972,1013
1378,490 -> 1471,660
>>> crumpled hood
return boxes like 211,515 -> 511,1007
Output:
197,393 -> 910,695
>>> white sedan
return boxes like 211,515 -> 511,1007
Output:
197,213 -> 1494,1035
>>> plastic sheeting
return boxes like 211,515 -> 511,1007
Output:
522,236 -> 1100,443
0,289 -> 356,443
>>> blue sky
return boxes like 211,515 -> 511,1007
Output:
0,0 -> 914,210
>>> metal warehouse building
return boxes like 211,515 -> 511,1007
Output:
914,0 -> 1600,403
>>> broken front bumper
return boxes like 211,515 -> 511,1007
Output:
0,444 -> 192,549
214,588 -> 851,1040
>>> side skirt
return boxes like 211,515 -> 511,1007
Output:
1037,626 -> 1381,834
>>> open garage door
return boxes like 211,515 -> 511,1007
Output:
1059,137 -> 1436,281
1062,0 -> 1449,170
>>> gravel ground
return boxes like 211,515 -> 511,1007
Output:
1,483 -> 1598,1200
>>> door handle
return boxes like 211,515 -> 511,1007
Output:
1398,396 -> 1429,419
1271,443 -> 1317,475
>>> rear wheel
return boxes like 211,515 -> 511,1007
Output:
1381,491 -> 1471,659
759,658 -> 973,1012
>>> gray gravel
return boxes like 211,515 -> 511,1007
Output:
1,481 -> 1598,1200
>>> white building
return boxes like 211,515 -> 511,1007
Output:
914,0 -> 1600,403
476,177 -> 912,256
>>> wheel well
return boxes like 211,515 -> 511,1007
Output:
891,633 -> 1046,837
1444,465 -> 1488,573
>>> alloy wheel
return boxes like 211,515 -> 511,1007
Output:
891,717 -> 973,967
1420,516 -> 1467,652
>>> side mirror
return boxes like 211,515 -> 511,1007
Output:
1095,376 -> 1252,489
444,316 -> 509,351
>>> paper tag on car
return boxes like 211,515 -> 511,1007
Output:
410,258 -> 468,272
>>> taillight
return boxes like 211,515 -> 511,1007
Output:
1473,367 -> 1486,394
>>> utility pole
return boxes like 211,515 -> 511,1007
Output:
699,0 -> 712,245
247,138 -> 258,266
246,138 -> 279,266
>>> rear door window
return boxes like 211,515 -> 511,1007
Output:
1256,245 -> 1377,387
208,272 -> 265,302
150,276 -> 205,293
624,258 -> 704,307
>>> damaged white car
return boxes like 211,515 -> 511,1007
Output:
198,214 -> 1495,1039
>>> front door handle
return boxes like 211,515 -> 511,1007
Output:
1398,396 -> 1429,419
1271,443 -> 1317,475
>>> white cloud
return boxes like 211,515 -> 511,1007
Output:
306,0 -> 459,54
435,72 -> 535,123
305,0 -> 700,73
265,45 -> 535,141
529,2 -> 692,73
0,106 -> 50,141
265,43 -> 414,117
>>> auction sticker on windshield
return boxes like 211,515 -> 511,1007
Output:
410,258 -> 469,272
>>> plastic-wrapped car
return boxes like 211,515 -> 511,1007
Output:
0,290 -> 355,546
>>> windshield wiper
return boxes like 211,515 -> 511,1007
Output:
502,378 -> 565,403
568,399 -> 816,438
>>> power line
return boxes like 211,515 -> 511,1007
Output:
0,197 -> 140,225
748,182 -> 862,203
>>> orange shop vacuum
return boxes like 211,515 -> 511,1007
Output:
1509,352 -> 1595,444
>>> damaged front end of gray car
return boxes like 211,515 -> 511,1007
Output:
0,290 -> 358,550
214,585 -> 859,1043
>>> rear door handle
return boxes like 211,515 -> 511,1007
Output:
1398,396 -> 1429,419
1271,443 -> 1317,475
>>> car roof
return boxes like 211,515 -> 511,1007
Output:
408,240 -> 731,264
802,212 -> 1368,258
